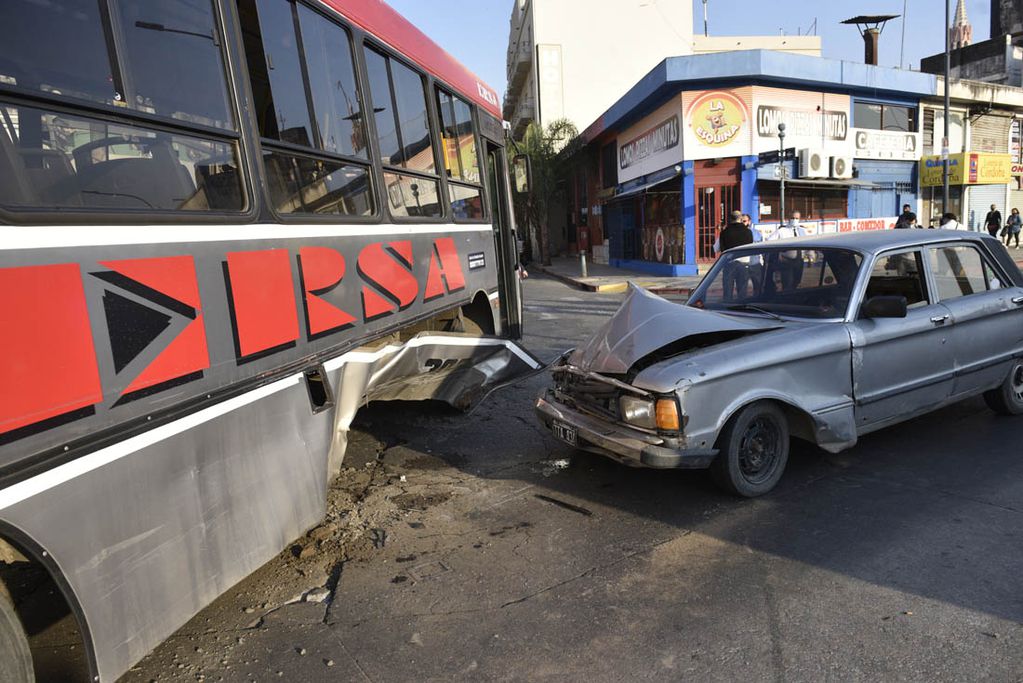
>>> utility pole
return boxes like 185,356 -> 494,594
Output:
943,0 -> 951,213
778,123 -> 786,225
702,0 -> 709,37
900,0 -> 908,68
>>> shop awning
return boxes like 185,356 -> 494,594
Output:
611,170 -> 682,200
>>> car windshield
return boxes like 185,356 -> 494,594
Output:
690,247 -> 864,319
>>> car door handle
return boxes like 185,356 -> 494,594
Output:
930,314 -> 950,324
1012,296 -> 1023,305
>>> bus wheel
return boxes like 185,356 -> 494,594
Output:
0,586 -> 33,683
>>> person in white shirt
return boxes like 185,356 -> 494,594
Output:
765,211 -> 807,290
939,212 -> 963,230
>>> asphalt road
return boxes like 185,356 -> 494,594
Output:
120,275 -> 1023,683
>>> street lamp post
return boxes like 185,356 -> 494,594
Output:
943,0 -> 951,213
778,123 -> 786,226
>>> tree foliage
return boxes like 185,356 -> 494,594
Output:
513,118 -> 580,266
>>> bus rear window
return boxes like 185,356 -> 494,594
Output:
0,103 -> 243,212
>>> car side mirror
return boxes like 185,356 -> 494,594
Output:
512,154 -> 531,194
861,295 -> 908,319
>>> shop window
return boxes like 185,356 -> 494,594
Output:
757,182 -> 847,221
854,101 -> 917,132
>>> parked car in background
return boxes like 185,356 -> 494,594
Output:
537,231 -> 1023,497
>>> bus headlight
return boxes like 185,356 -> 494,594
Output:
619,395 -> 656,429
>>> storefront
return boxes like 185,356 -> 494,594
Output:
919,152 -> 1012,229
848,123 -> 920,219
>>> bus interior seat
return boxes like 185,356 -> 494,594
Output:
18,148 -> 83,206
75,142 -> 196,210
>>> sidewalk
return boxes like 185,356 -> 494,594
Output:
534,249 -> 1023,296
531,256 -> 706,295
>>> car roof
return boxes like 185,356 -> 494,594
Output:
731,229 -> 997,256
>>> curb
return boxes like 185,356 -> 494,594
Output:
532,264 -> 695,297
531,264 -> 621,292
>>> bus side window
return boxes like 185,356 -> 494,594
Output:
363,45 -> 443,219
237,0 -> 374,217
436,88 -> 485,221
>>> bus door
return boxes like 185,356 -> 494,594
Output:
485,140 -> 524,339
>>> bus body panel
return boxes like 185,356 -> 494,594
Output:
0,225 -> 499,476
0,331 -> 538,682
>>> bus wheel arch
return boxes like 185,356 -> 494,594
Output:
0,523 -> 97,683
460,290 -> 496,336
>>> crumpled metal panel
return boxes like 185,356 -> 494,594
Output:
0,333 -> 539,682
323,333 -> 542,478
570,284 -> 779,375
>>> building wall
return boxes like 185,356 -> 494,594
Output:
992,0 -> 1023,37
530,0 -> 693,132
692,35 -> 821,57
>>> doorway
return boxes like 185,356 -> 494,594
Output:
694,159 -> 741,263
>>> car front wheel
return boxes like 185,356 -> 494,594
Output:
711,401 -> 790,497
983,361 -> 1023,416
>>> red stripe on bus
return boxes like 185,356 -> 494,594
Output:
0,263 -> 103,434
323,0 -> 501,118
226,249 -> 300,358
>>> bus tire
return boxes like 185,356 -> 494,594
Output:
0,587 -> 33,683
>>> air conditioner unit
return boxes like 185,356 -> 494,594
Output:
830,155 -> 854,179
798,148 -> 828,179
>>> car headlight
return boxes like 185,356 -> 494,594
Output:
619,395 -> 656,429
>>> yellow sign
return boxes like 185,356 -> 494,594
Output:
920,152 -> 1012,186
687,91 -> 747,148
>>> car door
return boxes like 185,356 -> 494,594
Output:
849,248 -> 956,429
927,242 -> 1023,397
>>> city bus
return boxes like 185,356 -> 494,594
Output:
0,1 -> 536,680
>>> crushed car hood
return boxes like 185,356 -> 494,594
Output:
569,284 -> 782,375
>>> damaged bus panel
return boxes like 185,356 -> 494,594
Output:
0,1 -> 536,680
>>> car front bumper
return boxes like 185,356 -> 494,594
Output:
535,391 -> 718,469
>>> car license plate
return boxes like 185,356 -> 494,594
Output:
552,421 -> 577,446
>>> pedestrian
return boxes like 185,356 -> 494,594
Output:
1006,207 -> 1022,249
765,211 -> 807,290
896,203 -> 914,229
894,211 -> 918,229
718,210 -> 753,300
985,204 -> 1003,238
939,212 -> 963,230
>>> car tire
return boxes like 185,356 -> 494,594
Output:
0,586 -> 34,683
711,401 -> 790,497
983,361 -> 1023,416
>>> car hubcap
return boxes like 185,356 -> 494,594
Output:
1012,363 -> 1023,404
738,417 -> 781,485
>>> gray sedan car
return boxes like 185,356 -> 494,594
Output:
536,230 -> 1023,497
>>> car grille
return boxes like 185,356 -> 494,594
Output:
553,367 -> 621,420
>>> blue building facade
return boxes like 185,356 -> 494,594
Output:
575,51 -> 938,276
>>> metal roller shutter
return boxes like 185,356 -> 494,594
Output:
971,114 -> 1011,154
967,184 -> 1006,231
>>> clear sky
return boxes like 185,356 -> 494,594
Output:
384,0 -> 990,98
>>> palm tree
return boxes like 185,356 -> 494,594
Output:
513,118 -> 579,266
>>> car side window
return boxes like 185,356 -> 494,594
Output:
863,250 -> 930,311
928,245 -> 992,300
